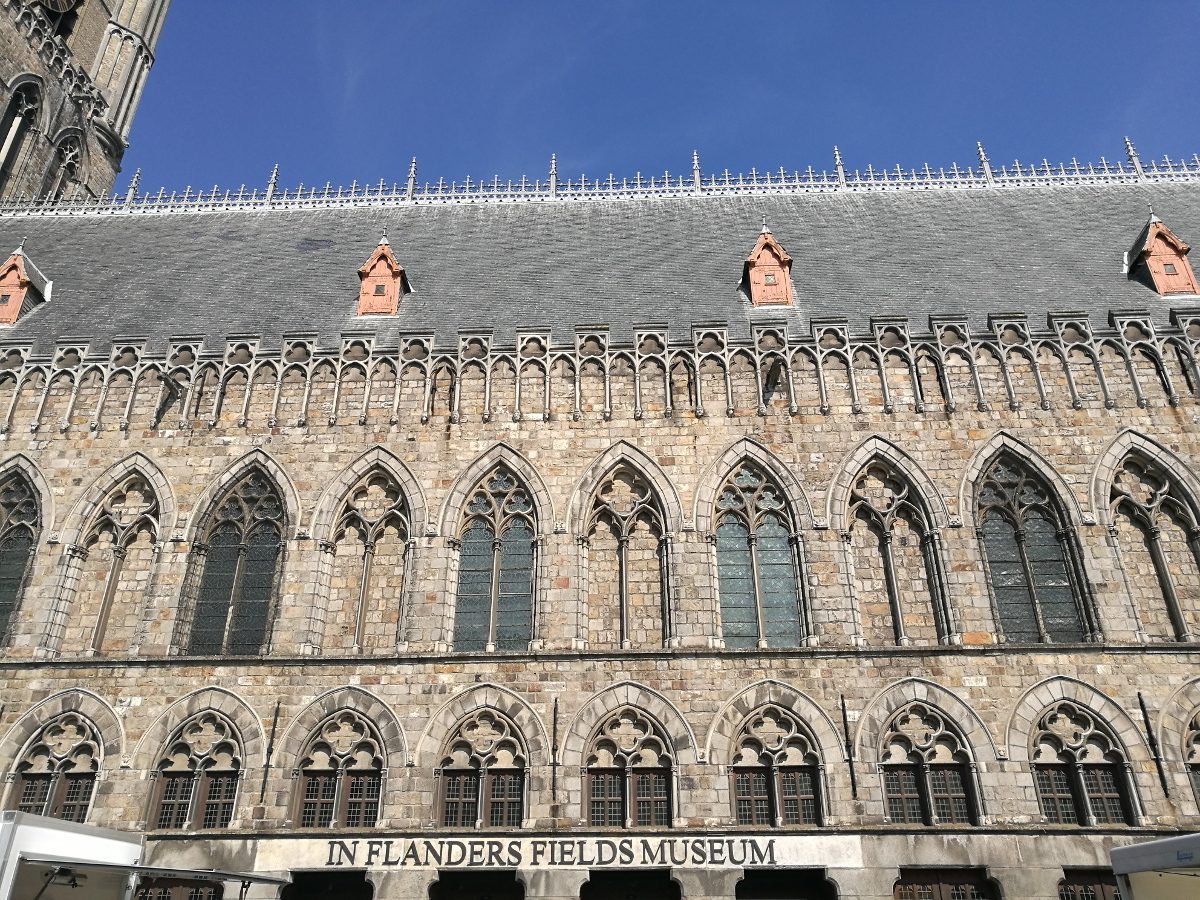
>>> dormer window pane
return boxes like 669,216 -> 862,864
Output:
1164,263 -> 1178,275
764,274 -> 777,285
0,295 -> 9,305
374,284 -> 386,295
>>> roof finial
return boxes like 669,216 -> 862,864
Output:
406,157 -> 418,200
692,149 -> 702,189
265,162 -> 280,201
549,153 -> 558,198
15,236 -> 25,254
761,215 -> 771,235
976,141 -> 995,185
833,146 -> 846,185
1147,200 -> 1160,223
125,168 -> 141,203
380,227 -> 389,246
1125,136 -> 1146,178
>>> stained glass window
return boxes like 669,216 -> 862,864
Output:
0,472 -> 39,645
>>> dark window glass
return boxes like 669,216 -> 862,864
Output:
16,773 -> 50,815
929,765 -> 973,824
344,771 -> 381,828
0,529 -> 33,642
716,518 -> 757,648
1058,870 -> 1120,900
981,518 -> 1040,643
757,516 -> 802,648
884,765 -> 924,823
494,522 -> 533,650
299,772 -> 337,828
1025,513 -> 1083,642
633,769 -> 670,826
452,522 -> 493,651
189,528 -> 239,654
225,525 -> 278,654
200,773 -> 238,829
136,880 -> 222,900
734,769 -> 771,825
894,869 -> 997,900
1082,765 -> 1128,825
488,771 -> 523,827
589,770 -> 624,827
1036,764 -> 1079,824
56,774 -> 93,823
443,772 -> 479,827
157,774 -> 194,829
779,767 -> 819,825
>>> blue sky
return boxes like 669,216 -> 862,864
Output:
122,0 -> 1200,194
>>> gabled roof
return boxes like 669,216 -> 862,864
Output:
1,181 -> 1200,354
358,235 -> 413,294
2,242 -> 52,301
1127,214 -> 1190,266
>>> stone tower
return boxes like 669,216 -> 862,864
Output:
0,0 -> 170,201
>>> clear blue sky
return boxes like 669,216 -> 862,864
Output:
121,0 -> 1200,194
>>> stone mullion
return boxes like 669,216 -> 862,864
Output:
1121,345 -> 1149,408
59,370 -> 82,431
1012,528 -> 1051,643
37,542 -> 87,657
88,542 -> 127,654
616,531 -> 630,649
878,526 -> 908,646
394,537 -> 418,651
1144,523 -> 1191,641
30,368 -> 53,431
219,542 -> 250,655
1,370 -> 27,433
485,536 -> 501,652
921,529 -> 957,644
657,533 -> 672,647
303,540 -> 336,655
746,531 -> 768,648
1058,525 -> 1103,642
238,365 -> 258,426
352,538 -> 376,652
790,533 -> 816,646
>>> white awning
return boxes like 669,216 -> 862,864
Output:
18,855 -> 290,886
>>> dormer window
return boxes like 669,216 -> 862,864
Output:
0,243 -> 51,325
742,221 -> 794,307
356,235 -> 411,316
1126,213 -> 1198,296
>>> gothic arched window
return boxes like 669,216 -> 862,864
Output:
714,464 -> 807,649
42,135 -> 82,201
729,704 -> 822,827
0,84 -> 40,195
294,711 -> 383,829
152,712 -> 241,831
328,469 -> 410,652
438,710 -> 526,828
585,708 -> 672,828
188,471 -> 285,656
452,466 -> 535,652
0,472 -> 39,646
849,463 -> 948,645
977,456 -> 1092,644
1187,712 -> 1200,806
880,703 -> 977,826
585,466 -> 669,648
1032,702 -> 1134,826
9,712 -> 99,822
72,473 -> 159,654
1110,455 -> 1200,642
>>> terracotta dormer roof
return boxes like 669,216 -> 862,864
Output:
0,241 -> 52,326
356,234 -> 412,316
742,219 -> 793,306
1125,212 -> 1197,296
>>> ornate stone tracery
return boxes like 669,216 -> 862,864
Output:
294,710 -> 384,829
11,711 -> 99,822
879,702 -> 976,826
1031,701 -> 1133,826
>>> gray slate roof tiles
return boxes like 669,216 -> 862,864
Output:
1,181 -> 1199,355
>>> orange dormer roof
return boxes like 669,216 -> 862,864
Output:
356,235 -> 412,315
743,221 -> 793,306
0,241 -> 51,326
1127,214 -> 1197,296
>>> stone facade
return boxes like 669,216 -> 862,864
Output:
0,0 -> 169,201
0,289 -> 1197,897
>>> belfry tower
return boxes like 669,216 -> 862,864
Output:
0,0 -> 170,201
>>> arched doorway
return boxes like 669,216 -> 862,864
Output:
738,869 -> 837,899
430,871 -> 524,900
281,871 -> 373,900
581,870 -> 680,900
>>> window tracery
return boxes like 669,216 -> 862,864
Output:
880,703 -> 976,826
43,135 -> 82,201
451,465 -> 535,652
1186,712 -> 1200,807
585,466 -> 668,648
713,463 -> 807,648
1110,455 -> 1200,641
977,456 -> 1091,644
439,710 -> 525,828
585,708 -> 672,828
0,84 -> 40,196
152,712 -> 240,831
329,470 -> 410,652
188,471 -> 285,656
294,711 -> 383,829
848,463 -> 947,645
0,472 -> 39,645
9,712 -> 99,822
1031,702 -> 1133,826
74,473 -> 159,653
729,704 -> 822,827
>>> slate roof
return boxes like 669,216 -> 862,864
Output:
1,180 -> 1199,355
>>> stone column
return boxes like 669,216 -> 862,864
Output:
367,868 -> 438,900
672,868 -> 743,900
521,868 -> 590,900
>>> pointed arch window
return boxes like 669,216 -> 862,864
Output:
438,710 -> 526,828
1110,455 -> 1200,642
0,84 -> 40,196
452,466 -> 535,652
331,469 -> 411,651
0,472 -> 39,646
79,473 -> 159,653
188,471 -> 285,656
152,712 -> 241,831
729,704 -> 823,827
585,466 -> 670,648
42,135 -> 82,201
294,711 -> 383,829
848,463 -> 949,645
714,464 -> 808,649
977,456 -> 1092,644
880,703 -> 978,826
1032,702 -> 1135,826
585,708 -> 672,828
8,712 -> 99,822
